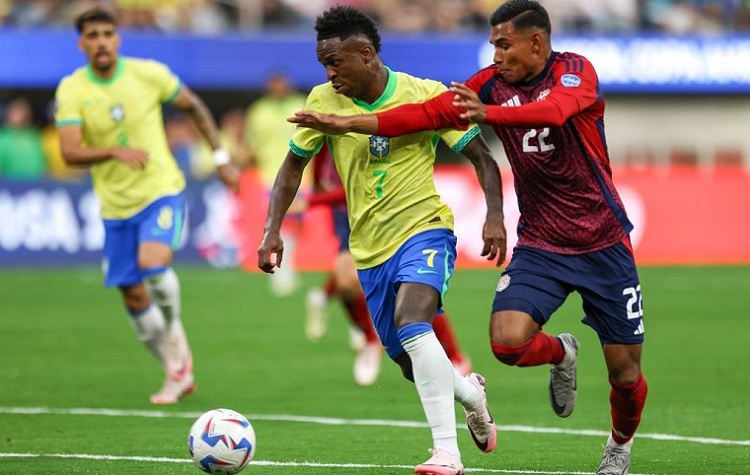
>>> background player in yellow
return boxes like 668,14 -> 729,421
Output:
258,6 -> 506,474
55,7 -> 240,405
245,71 -> 308,296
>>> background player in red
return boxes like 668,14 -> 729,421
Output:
301,144 -> 473,386
289,1 -> 648,474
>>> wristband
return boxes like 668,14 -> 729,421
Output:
213,149 -> 231,167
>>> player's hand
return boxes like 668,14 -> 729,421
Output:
288,111 -> 350,135
216,163 -> 241,193
482,213 -> 507,267
258,231 -> 284,274
451,82 -> 487,123
112,148 -> 148,169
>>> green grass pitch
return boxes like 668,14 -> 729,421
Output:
0,266 -> 748,474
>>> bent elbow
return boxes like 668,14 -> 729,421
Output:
60,151 -> 75,165
60,148 -> 82,166
551,115 -> 567,128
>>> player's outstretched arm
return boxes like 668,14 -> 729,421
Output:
451,82 -> 488,123
459,135 -> 507,266
290,92 -> 469,138
453,80 -> 589,128
288,111 -> 379,135
172,86 -> 241,192
258,150 -> 311,274
59,125 -> 147,168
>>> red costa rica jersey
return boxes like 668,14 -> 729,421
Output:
376,52 -> 633,254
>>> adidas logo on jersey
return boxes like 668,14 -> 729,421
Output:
501,95 -> 521,107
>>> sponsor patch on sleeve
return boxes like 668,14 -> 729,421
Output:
560,74 -> 581,88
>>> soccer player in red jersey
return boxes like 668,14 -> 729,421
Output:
289,2 -> 648,473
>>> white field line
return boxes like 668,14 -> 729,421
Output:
0,406 -> 748,447
0,452 -> 675,475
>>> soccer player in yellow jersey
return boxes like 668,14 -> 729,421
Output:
258,6 -> 506,474
55,7 -> 240,405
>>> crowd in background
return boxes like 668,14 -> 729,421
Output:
0,0 -> 749,34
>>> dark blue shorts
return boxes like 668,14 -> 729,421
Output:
357,229 -> 457,359
332,208 -> 350,252
492,242 -> 644,345
102,193 -> 186,287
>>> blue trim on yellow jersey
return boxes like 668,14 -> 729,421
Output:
352,67 -> 397,111
451,126 -> 481,153
55,119 -> 82,127
85,59 -> 125,86
289,138 -> 322,159
165,83 -> 182,104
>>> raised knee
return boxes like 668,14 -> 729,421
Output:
491,342 -> 526,366
336,275 -> 361,299
121,284 -> 150,313
609,367 -> 642,387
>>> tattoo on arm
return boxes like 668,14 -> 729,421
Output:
180,91 -> 220,150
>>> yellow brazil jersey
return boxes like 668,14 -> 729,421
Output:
290,68 -> 480,269
245,92 -> 308,188
55,57 -> 185,219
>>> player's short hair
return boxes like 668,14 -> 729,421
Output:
489,0 -> 551,35
315,6 -> 382,53
74,7 -> 117,34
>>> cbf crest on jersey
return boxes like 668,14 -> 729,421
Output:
369,135 -> 390,159
110,104 -> 125,122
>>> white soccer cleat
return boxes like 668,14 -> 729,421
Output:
549,333 -> 579,418
464,373 -> 497,453
353,341 -> 382,386
596,435 -> 632,475
305,288 -> 328,342
150,372 -> 196,405
152,339 -> 195,405
270,265 -> 298,296
414,448 -> 464,475
348,324 -> 366,352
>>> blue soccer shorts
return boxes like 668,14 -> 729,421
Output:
332,207 -> 351,252
102,193 -> 186,287
492,240 -> 644,345
357,228 -> 457,359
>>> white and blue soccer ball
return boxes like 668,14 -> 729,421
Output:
188,408 -> 256,474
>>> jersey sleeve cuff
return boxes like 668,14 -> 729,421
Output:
55,119 -> 82,127
450,125 -> 481,153
289,139 -> 323,159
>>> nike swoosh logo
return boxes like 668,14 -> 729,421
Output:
469,428 -> 490,451
416,268 -> 438,275
151,228 -> 169,236
466,415 -> 496,452
420,377 -> 438,387
549,384 -> 568,415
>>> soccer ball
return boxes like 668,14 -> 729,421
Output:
188,408 -> 256,474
